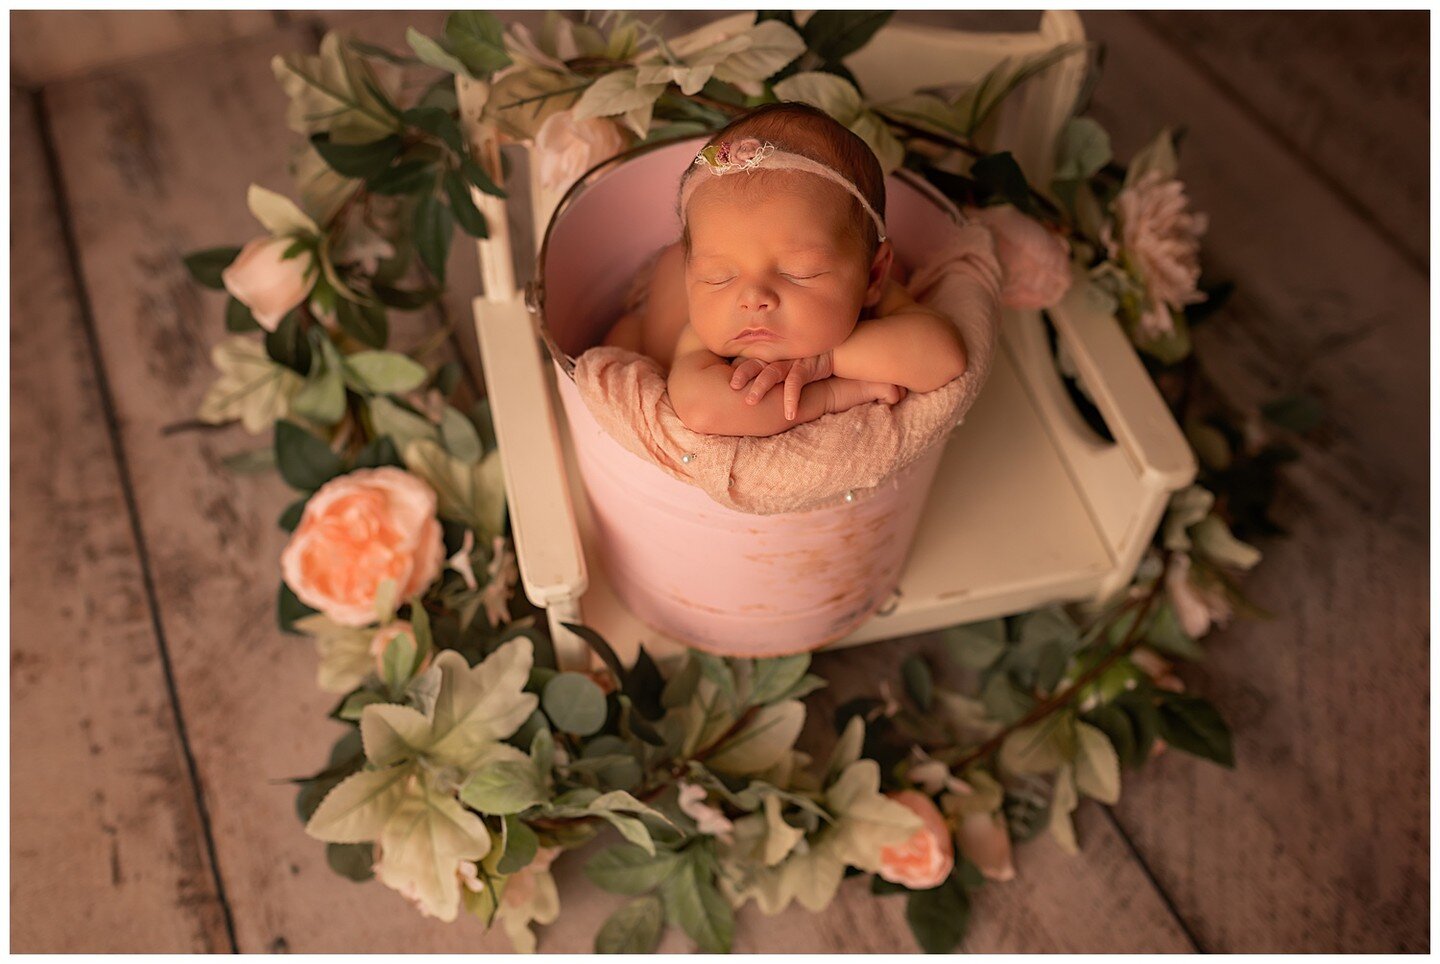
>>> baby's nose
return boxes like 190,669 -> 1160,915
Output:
738,285 -> 775,311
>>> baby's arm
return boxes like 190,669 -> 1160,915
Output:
830,279 -> 968,394
668,325 -> 834,437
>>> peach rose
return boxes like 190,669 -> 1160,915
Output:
535,109 -> 628,194
877,790 -> 954,890
965,204 -> 1073,310
221,235 -> 314,332
281,467 -> 445,627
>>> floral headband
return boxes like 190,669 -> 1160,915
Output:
678,137 -> 888,243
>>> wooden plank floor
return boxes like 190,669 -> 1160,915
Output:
9,10 -> 1428,953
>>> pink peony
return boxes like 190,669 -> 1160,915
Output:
1100,170 -> 1209,337
965,204 -> 1073,309
221,235 -> 314,332
878,790 -> 955,890
280,467 -> 445,627
535,109 -> 628,193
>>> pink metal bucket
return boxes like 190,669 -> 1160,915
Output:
533,138 -> 960,658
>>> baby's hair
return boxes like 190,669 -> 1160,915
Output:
678,101 -> 887,261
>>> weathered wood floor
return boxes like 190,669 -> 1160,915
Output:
10,10 -> 1428,954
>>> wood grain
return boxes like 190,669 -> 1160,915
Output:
9,88 -> 231,953
1080,12 -> 1429,952
10,10 -> 278,87
1139,11 -> 1428,267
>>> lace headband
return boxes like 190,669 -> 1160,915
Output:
678,137 -> 888,243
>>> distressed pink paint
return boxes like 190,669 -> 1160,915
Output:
538,139 -> 957,657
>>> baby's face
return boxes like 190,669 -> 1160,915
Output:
684,175 -> 875,363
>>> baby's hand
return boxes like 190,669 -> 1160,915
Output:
827,378 -> 908,415
729,350 -> 835,421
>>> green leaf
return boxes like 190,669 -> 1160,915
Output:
224,296 -> 262,333
304,763 -> 412,842
1052,116 -> 1112,182
414,190 -> 452,282
278,580 -> 320,634
344,350 -> 428,394
401,439 -> 506,543
184,246 -> 241,289
801,10 -> 891,63
278,496 -> 308,532
543,672 -> 609,735
902,655 -> 933,711
403,105 -> 465,153
971,152 -> 1042,219
310,132 -> 402,179
369,395 -> 440,453
247,183 -> 320,237
1073,721 -> 1121,803
264,311 -> 312,374
998,715 -> 1073,776
595,896 -> 664,954
444,168 -> 489,239
440,404 -> 484,464
374,771 -> 493,922
425,643 -> 541,769
939,617 -> 1006,670
271,32 -> 405,145
444,11 -> 512,77
1082,703 -> 1137,770
664,852 -> 733,953
367,159 -> 437,196
498,815 -> 540,874
586,845 -> 682,896
273,419 -> 345,492
705,701 -> 805,776
1144,602 -> 1205,661
461,155 -> 506,198
749,654 -> 809,706
326,841 -> 375,881
905,873 -> 970,953
406,28 -> 472,78
197,336 -> 304,435
291,334 -> 347,427
335,298 -> 388,349
1156,693 -> 1235,767
460,759 -> 547,814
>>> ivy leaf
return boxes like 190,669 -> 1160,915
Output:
595,896 -> 664,954
402,438 -> 506,543
293,613 -> 377,694
423,643 -> 539,770
184,246 -> 241,289
305,763 -> 412,843
374,771 -> 493,922
196,336 -> 304,435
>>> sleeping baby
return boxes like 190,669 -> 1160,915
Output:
602,101 -> 969,437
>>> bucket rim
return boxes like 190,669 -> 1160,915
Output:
529,134 -> 965,382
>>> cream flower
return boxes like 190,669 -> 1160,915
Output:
1101,170 -> 1209,337
1165,552 -> 1233,639
534,109 -> 628,194
481,536 -> 519,628
678,782 -> 735,839
221,235 -> 314,332
965,204 -> 1073,310
280,467 -> 445,627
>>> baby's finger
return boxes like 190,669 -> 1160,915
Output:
729,358 -> 765,390
784,369 -> 803,420
745,365 -> 786,405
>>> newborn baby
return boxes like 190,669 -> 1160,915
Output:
602,101 -> 968,437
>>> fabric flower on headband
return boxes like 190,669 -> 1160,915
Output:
695,137 -> 776,174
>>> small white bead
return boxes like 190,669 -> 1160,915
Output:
843,490 -> 855,503
681,453 -> 694,464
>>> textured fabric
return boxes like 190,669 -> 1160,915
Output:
572,218 -> 1003,515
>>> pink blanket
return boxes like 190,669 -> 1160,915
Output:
572,218 -> 1002,515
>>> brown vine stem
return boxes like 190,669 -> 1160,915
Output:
943,550 -> 1175,772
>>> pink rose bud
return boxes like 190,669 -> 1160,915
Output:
878,790 -> 955,890
221,235 -> 314,332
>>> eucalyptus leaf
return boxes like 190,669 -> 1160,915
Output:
542,672 -> 609,736
326,841 -> 375,881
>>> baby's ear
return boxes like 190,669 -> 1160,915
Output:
864,240 -> 894,307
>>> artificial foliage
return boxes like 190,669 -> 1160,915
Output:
179,11 -> 1319,953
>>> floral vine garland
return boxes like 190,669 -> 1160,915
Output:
179,11 -> 1321,954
